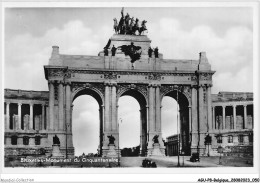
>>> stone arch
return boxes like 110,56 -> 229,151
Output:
72,86 -> 104,106
161,88 -> 191,155
160,86 -> 191,107
117,87 -> 148,156
71,86 -> 104,156
117,85 -> 148,108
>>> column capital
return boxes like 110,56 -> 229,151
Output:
243,104 -> 247,107
155,84 -> 161,88
6,102 -> 10,105
197,84 -> 206,88
58,80 -> 64,84
17,103 -> 22,106
206,84 -> 213,88
104,82 -> 111,86
148,83 -> 157,88
48,80 -> 55,84
30,103 -> 34,107
191,84 -> 198,89
110,82 -> 117,87
64,81 -> 71,85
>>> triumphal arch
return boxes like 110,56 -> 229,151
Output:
44,25 -> 214,157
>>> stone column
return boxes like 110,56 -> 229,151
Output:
198,85 -> 204,128
111,83 -> 117,131
30,103 -> 34,130
244,105 -> 247,129
70,104 -> 73,132
155,85 -> 161,131
188,106 -> 192,133
212,106 -> 215,130
222,106 -> 226,130
41,104 -> 45,130
99,106 -> 104,155
243,135 -> 249,145
18,103 -> 22,130
233,105 -> 236,130
29,137 -> 34,146
148,84 -> 155,132
48,81 -> 55,130
6,102 -> 10,130
104,84 -> 110,131
140,107 -> 147,156
191,86 -> 198,147
207,85 -> 212,131
58,81 -> 64,131
65,82 -> 71,132
198,85 -> 204,147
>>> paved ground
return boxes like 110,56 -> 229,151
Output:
120,156 -> 253,168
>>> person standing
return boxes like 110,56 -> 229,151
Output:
148,47 -> 153,58
111,45 -> 117,56
154,47 -> 159,58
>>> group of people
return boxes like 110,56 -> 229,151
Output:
113,7 -> 147,35
104,45 -> 117,56
148,47 -> 159,58
104,44 -> 159,58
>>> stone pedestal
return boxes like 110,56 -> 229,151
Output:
148,143 -> 165,156
51,144 -> 64,158
105,144 -> 118,157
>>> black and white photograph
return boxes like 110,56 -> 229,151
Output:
1,1 -> 259,183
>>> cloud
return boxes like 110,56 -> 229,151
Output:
5,20 -> 110,91
148,18 -> 253,93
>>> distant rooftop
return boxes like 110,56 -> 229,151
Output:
212,91 -> 253,102
4,89 -> 49,101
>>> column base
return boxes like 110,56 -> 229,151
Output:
147,143 -> 165,156
51,144 -> 65,158
102,144 -> 120,158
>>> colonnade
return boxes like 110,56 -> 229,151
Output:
5,102 -> 46,131
212,104 -> 253,130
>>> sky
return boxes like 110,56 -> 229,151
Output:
4,7 -> 253,155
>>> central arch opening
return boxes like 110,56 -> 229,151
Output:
118,96 -> 140,156
72,88 -> 103,157
117,89 -> 147,156
161,90 -> 190,156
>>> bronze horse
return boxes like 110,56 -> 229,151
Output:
113,18 -> 119,34
138,20 -> 147,35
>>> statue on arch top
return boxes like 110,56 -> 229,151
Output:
114,7 -> 148,35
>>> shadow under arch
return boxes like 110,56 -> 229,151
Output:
117,89 -> 147,156
162,90 -> 191,156
71,87 -> 104,156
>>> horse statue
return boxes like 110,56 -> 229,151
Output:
131,18 -> 140,35
113,18 -> 119,34
138,20 -> 147,35
128,17 -> 135,35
